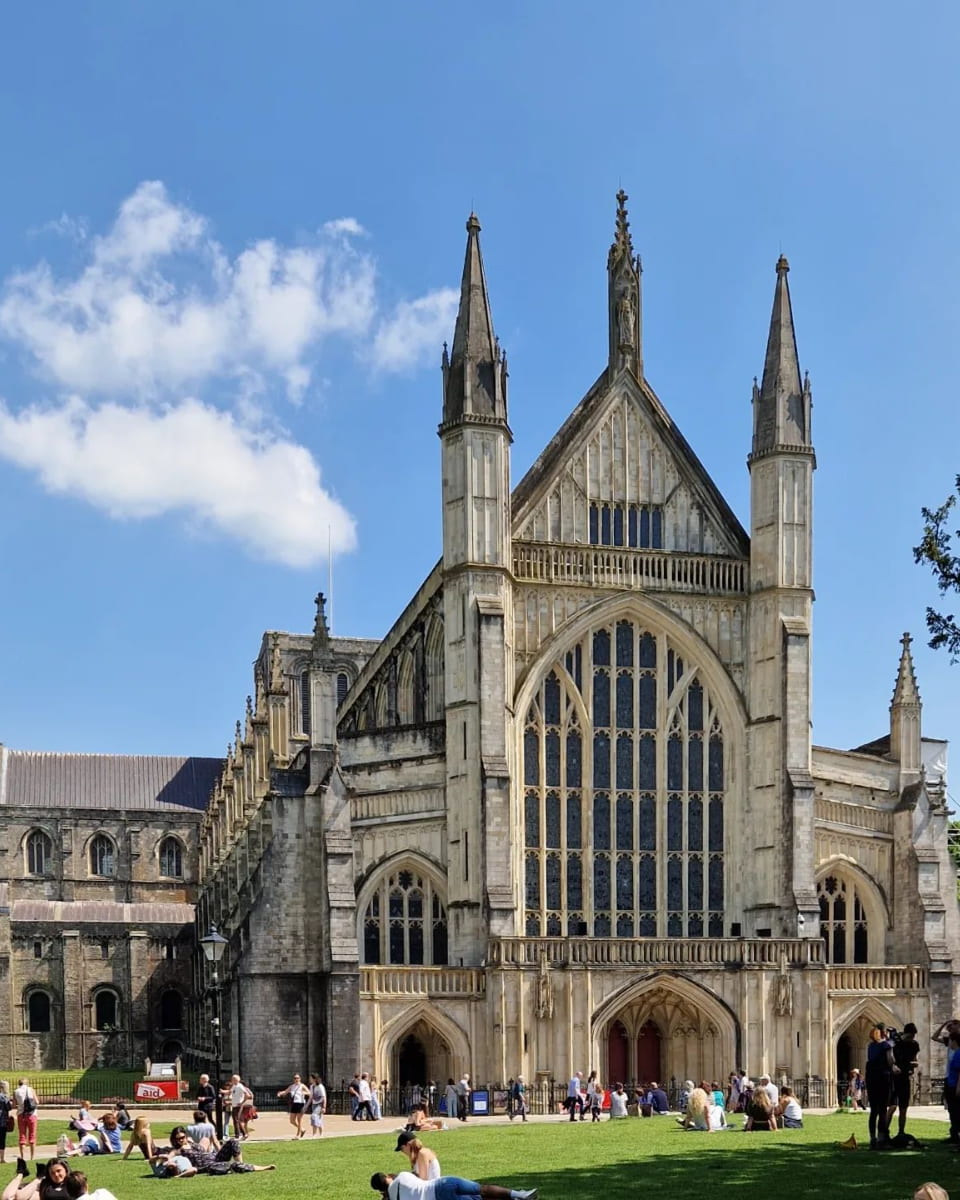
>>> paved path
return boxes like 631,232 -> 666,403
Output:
12,1103 -> 949,1161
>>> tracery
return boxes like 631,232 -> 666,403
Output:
523,618 -> 726,938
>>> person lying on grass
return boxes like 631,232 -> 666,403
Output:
150,1127 -> 275,1177
370,1172 -> 536,1200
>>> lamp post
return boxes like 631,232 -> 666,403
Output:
200,925 -> 228,1138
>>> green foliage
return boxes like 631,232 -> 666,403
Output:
59,1115 -> 953,1200
914,480 -> 960,660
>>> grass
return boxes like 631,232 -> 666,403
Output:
33,1113 -> 956,1200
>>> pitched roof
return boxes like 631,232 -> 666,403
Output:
0,748 -> 221,812
10,900 -> 194,925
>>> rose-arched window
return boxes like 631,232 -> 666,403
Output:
90,834 -> 116,877
818,874 -> 870,964
523,619 -> 727,938
362,868 -> 447,965
26,830 -> 52,876
159,837 -> 183,879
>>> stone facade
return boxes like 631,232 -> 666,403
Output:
0,751 -> 220,1069
4,194 -> 957,1090
192,194 -> 960,1093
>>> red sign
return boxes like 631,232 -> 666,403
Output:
134,1080 -> 181,1101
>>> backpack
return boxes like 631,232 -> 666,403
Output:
21,1092 -> 36,1116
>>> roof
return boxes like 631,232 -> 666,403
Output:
10,900 -> 194,926
0,748 -> 222,812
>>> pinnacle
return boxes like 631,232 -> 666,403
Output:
892,631 -> 921,708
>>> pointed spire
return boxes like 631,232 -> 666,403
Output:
751,254 -> 811,458
892,632 -> 921,708
442,213 -> 507,426
890,632 -> 922,778
607,189 -> 642,376
312,591 -> 330,657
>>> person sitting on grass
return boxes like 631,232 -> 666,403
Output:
64,1169 -> 117,1200
678,1085 -> 710,1130
2,1157 -> 71,1200
371,1172 -> 537,1199
405,1106 -> 444,1134
185,1112 -> 218,1149
744,1087 -> 776,1131
150,1127 -> 275,1176
776,1086 -> 803,1129
112,1105 -> 133,1133
79,1115 -> 121,1156
395,1133 -> 440,1181
121,1117 -> 156,1161
608,1083 -> 628,1119
643,1082 -> 669,1114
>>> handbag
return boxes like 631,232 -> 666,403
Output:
5,1116 -> 13,1133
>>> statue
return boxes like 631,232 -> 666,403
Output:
618,290 -> 636,348
536,951 -> 554,1020
774,953 -> 793,1017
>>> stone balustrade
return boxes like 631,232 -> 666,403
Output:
488,936 -> 824,967
815,797 -> 894,834
351,788 -> 445,823
512,541 -> 748,595
827,966 -> 928,994
361,966 -> 487,997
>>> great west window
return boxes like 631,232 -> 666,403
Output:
523,619 -> 726,938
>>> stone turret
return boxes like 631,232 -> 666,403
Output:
746,254 -> 818,937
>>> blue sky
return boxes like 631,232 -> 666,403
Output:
0,2 -> 958,781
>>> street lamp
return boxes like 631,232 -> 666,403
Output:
200,925 -> 228,1138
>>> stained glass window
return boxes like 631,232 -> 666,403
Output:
817,873 -> 870,964
362,868 -> 448,965
522,623 -> 727,938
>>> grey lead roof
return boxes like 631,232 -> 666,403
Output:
0,748 -> 222,812
10,900 -> 195,925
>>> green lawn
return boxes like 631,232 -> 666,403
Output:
44,1114 -> 954,1200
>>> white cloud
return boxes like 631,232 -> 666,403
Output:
0,397 -> 356,567
0,181 -> 458,566
0,182 -> 377,401
372,287 -> 459,371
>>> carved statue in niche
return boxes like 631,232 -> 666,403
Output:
618,289 -> 636,348
774,953 -> 793,1017
536,951 -> 554,1020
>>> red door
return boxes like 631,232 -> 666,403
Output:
607,1021 -> 629,1085
636,1020 -> 661,1084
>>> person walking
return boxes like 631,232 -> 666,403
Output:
277,1074 -> 310,1138
196,1074 -> 217,1123
443,1080 -> 458,1123
511,1076 -> 528,1123
222,1075 -> 253,1140
353,1073 -> 374,1121
13,1079 -> 38,1162
308,1074 -> 326,1137
455,1074 -> 470,1123
370,1078 -> 383,1122
566,1072 -> 584,1121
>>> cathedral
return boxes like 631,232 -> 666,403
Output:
2,194 -> 958,1091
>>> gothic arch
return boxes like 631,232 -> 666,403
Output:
396,649 -> 416,725
515,591 -> 748,731
592,973 -> 739,1085
376,1001 -> 471,1081
356,853 -> 449,967
517,592 -> 745,940
831,995 -> 902,1041
424,614 -> 445,722
815,858 -> 888,964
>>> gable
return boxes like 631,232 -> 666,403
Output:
512,369 -> 749,559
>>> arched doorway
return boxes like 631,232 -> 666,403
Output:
835,1007 -> 898,1085
390,1017 -> 452,1089
607,1020 -> 629,1085
398,1033 -> 428,1087
636,1019 -> 662,1083
836,1033 -> 853,1081
597,977 -> 736,1086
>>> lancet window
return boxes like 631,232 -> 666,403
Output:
817,874 -> 869,964
588,502 -> 664,549
362,867 -> 448,966
523,619 -> 726,938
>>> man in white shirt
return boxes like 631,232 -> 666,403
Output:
758,1074 -> 779,1106
455,1074 -> 471,1123
354,1073 -> 374,1121
566,1071 -> 584,1121
370,1170 -> 537,1199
